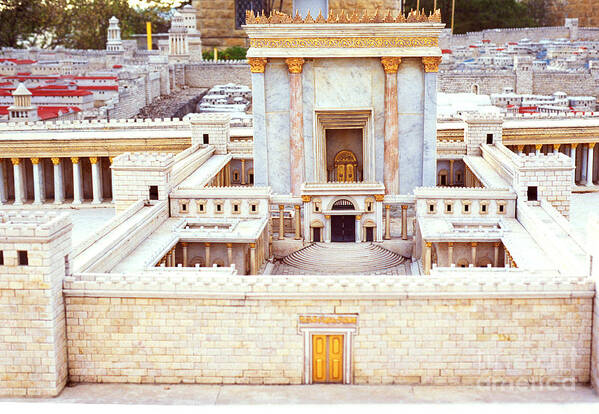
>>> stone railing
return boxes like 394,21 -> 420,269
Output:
63,273 -> 595,299
0,117 -> 190,131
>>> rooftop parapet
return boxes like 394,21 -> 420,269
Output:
187,113 -> 231,126
0,211 -> 71,239
0,117 -> 190,131
112,151 -> 176,168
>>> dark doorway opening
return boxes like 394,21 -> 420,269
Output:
313,227 -> 321,243
366,227 -> 374,242
331,199 -> 356,242
527,186 -> 538,201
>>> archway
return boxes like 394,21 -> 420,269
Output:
331,199 -> 355,242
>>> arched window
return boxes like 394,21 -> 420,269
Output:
456,258 -> 469,268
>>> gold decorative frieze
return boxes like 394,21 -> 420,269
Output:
248,57 -> 268,73
245,8 -> 442,25
299,315 -> 357,325
250,37 -> 438,49
422,56 -> 442,72
285,57 -> 305,74
381,57 -> 402,74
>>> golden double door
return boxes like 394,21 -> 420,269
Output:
312,334 -> 344,383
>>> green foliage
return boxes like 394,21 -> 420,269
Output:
0,0 -> 186,49
403,0 -> 540,34
202,46 -> 248,61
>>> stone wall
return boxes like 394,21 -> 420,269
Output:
438,72 -> 515,95
442,27 -> 573,49
62,273 -> 594,385
185,62 -> 251,88
532,72 -> 597,97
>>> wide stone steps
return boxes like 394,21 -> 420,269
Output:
281,242 -> 407,274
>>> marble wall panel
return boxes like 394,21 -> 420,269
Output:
265,60 -> 290,113
266,111 -> 291,194
314,59 -> 372,109
302,60 -> 315,183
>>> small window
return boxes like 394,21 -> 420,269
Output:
149,185 -> 159,200
445,202 -> 453,214
197,201 -> 206,213
180,201 -> 188,213
498,202 -> 506,214
0,251 -> 3,265
480,202 -> 489,215
486,133 -> 493,145
527,186 -> 538,201
427,201 -> 436,214
365,199 -> 374,213
250,202 -> 258,213
203,133 -> 209,145
18,250 -> 28,266
233,170 -> 240,182
233,202 -> 241,214
215,202 -> 223,213
462,201 -> 471,214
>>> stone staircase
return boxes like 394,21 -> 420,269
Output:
280,243 -> 408,274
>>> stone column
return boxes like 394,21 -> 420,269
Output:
448,242 -> 454,266
422,57 -> 441,187
553,144 -> 560,155
109,157 -> 115,203
424,241 -> 432,275
249,58 -> 268,186
286,57 -> 305,196
171,247 -> 176,266
249,243 -> 256,275
355,215 -> 361,243
517,145 -> 524,155
384,205 -> 391,240
374,194 -> 384,242
471,242 -> 477,267
11,158 -> 24,205
166,250 -> 172,267
241,159 -> 246,185
204,242 -> 211,267
571,143 -> 578,185
182,242 -> 188,267
52,158 -> 64,204
449,160 -> 454,186
71,157 -> 82,205
278,204 -> 285,240
0,160 -> 6,204
401,205 -> 408,240
493,242 -> 500,267
227,243 -> 233,267
324,215 -> 331,243
31,158 -> 43,205
302,195 -> 311,243
587,143 -> 595,186
294,205 -> 301,240
381,57 -> 401,194
90,157 -> 102,204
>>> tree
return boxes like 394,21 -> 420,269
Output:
403,0 -> 537,34
0,0 -> 48,47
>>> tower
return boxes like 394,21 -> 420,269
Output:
0,211 -> 72,397
8,83 -> 38,122
169,11 -> 189,60
106,16 -> 124,53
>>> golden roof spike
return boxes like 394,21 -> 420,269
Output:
384,10 -> 394,23
304,10 -> 315,23
315,9 -> 326,23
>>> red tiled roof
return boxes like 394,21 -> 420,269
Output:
0,59 -> 36,65
37,106 -> 81,120
0,106 -> 8,115
441,49 -> 452,54
0,88 -> 92,97
78,85 -> 118,91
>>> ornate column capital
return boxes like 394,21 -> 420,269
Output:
301,195 -> 311,202
278,204 -> 285,209
422,56 -> 442,73
374,194 -> 385,202
356,215 -> 362,221
204,242 -> 211,247
401,205 -> 408,210
51,157 -> 60,165
471,242 -> 478,247
226,243 -> 233,248
248,57 -> 268,73
590,142 -> 596,149
385,204 -> 391,209
325,215 -> 331,220
380,57 -> 401,74
89,157 -> 98,164
71,157 -> 79,164
448,242 -> 454,247
553,144 -> 561,151
517,145 -> 525,152
425,242 -> 432,248
285,57 -> 305,74
535,144 -> 543,151
572,143 -> 579,149
249,243 -> 256,249
181,242 -> 188,247
10,158 -> 20,165
30,157 -> 40,165
294,204 -> 300,210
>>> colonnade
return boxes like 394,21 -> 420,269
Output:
209,162 -> 231,187
0,156 -> 112,205
422,241 -> 503,275
513,142 -> 597,186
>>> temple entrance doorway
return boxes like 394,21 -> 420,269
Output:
312,334 -> 344,383
331,199 -> 355,242
326,128 -> 363,182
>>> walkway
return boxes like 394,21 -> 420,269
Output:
1,383 -> 598,405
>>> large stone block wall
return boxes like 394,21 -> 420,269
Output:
532,72 -> 597,97
62,274 -> 594,386
64,294 -> 592,385
185,63 -> 251,89
438,72 -> 515,95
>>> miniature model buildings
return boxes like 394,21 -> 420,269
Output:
0,8 -> 599,398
